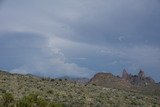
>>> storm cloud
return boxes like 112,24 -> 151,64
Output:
0,0 -> 160,81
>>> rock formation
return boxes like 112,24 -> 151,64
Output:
122,69 -> 130,80
138,69 -> 145,79
89,69 -> 156,90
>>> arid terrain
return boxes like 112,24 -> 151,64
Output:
0,69 -> 160,107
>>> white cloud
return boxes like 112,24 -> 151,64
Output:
10,37 -> 93,78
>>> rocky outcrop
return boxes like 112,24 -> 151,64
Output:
122,69 -> 130,80
89,69 -> 156,91
89,72 -> 132,89
138,70 -> 145,79
122,70 -> 155,86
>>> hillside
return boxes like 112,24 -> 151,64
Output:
0,70 -> 160,107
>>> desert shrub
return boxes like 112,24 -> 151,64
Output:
58,79 -> 62,81
16,100 -> 30,107
36,97 -> 47,107
47,90 -> 53,94
51,79 -> 55,82
0,89 -> 6,93
16,93 -> 47,107
2,93 -> 14,107
130,99 -> 139,105
92,84 -> 96,86
41,78 -> 45,81
50,103 -> 65,107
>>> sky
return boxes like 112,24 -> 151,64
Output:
0,0 -> 160,81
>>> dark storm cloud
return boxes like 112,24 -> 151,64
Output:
61,0 -> 160,46
0,0 -> 160,81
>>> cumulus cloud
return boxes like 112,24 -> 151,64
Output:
0,32 -> 93,78
11,48 -> 92,78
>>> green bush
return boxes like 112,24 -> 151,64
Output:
50,103 -> 65,107
58,79 -> 62,81
2,93 -> 14,107
16,93 -> 47,107
51,79 -> 55,82
92,84 -> 96,86
47,90 -> 53,94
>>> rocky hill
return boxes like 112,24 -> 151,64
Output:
89,69 -> 160,95
0,69 -> 160,107
89,72 -> 132,89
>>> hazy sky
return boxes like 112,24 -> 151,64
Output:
0,0 -> 160,81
